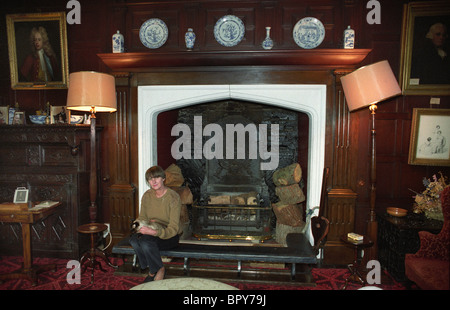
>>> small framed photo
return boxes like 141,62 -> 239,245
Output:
50,105 -> 69,124
408,108 -> 450,166
13,187 -> 29,203
12,111 -> 26,125
0,106 -> 8,124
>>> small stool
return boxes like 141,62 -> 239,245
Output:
340,234 -> 374,290
77,223 -> 117,283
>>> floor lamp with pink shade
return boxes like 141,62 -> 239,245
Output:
341,60 -> 402,260
66,71 -> 117,223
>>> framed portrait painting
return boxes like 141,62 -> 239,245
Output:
399,1 -> 450,95
408,108 -> 450,166
6,12 -> 69,89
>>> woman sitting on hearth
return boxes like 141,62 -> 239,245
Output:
129,165 -> 182,283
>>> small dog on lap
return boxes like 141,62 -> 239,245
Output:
131,219 -> 165,235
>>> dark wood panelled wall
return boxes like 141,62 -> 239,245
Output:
1,0 -> 449,264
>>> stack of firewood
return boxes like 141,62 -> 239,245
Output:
271,163 -> 306,245
165,164 -> 193,239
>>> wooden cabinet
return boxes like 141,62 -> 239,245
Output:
0,125 -> 101,259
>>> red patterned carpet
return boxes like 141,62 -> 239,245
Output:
229,267 -> 408,290
0,255 -> 408,290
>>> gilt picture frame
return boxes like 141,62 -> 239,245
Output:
6,12 -> 69,89
399,1 -> 450,95
408,108 -> 450,166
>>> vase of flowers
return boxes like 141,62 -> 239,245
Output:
411,172 -> 448,221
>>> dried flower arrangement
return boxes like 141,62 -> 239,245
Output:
410,172 -> 448,221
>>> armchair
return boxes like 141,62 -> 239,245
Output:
404,186 -> 450,290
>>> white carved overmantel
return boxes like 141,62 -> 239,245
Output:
138,84 -> 326,243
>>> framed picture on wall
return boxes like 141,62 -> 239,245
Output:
399,1 -> 450,95
408,108 -> 450,166
6,12 -> 69,89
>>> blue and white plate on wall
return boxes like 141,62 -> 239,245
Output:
139,18 -> 168,49
214,15 -> 245,47
293,17 -> 325,49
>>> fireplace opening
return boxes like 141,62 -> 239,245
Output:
164,99 -> 308,241
138,84 -> 326,244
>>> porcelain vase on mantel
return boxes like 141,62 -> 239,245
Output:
262,27 -> 274,50
185,28 -> 196,51
112,30 -> 124,53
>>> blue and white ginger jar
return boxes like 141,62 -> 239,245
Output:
185,28 -> 196,51
112,30 -> 124,53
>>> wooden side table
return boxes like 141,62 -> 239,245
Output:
0,202 -> 61,286
77,223 -> 117,283
340,234 -> 374,290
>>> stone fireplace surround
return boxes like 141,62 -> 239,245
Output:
138,84 -> 326,243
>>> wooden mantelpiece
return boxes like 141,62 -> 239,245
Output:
98,48 -> 371,264
98,49 -> 371,71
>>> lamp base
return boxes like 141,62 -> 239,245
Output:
89,115 -> 98,223
366,219 -> 378,261
89,202 -> 97,224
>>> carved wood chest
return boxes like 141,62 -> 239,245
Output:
0,125 -> 100,258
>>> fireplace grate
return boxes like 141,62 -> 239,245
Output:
191,203 -> 273,241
